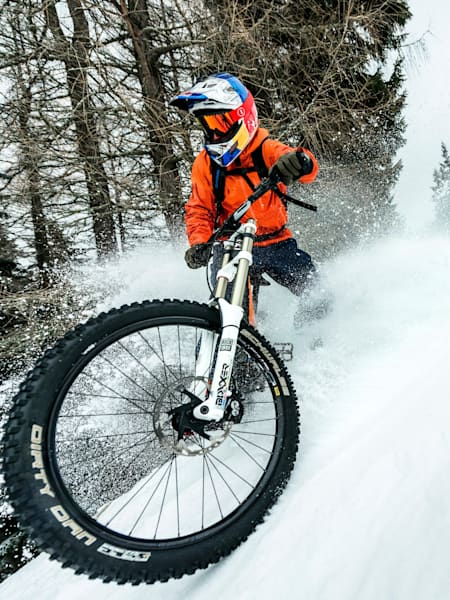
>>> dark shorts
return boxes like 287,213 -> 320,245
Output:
252,238 -> 315,295
211,237 -> 315,297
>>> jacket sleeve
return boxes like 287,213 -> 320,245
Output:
297,147 -> 319,184
185,154 -> 217,246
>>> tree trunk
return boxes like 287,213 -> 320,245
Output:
119,0 -> 184,237
44,0 -> 118,257
17,85 -> 51,287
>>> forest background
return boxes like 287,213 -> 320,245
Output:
0,0 -> 449,581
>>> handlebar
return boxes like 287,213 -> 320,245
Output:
205,171 -> 317,246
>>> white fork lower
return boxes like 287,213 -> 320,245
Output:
192,298 -> 244,422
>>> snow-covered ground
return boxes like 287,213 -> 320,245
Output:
1,227 -> 449,600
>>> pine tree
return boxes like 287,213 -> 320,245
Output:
432,143 -> 450,232
0,211 -> 18,277
199,0 -> 411,257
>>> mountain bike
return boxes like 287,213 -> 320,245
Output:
2,177 -> 307,585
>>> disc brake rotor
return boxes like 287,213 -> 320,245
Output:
153,375 -> 233,456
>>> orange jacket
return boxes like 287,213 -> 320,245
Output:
185,127 -> 319,247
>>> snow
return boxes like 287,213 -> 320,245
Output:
1,228 -> 449,600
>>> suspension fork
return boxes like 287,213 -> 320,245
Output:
193,220 -> 257,422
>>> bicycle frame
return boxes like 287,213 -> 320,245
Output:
192,219 -> 257,422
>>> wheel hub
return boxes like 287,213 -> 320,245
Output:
153,376 -> 241,456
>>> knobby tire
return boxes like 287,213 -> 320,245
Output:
3,300 -> 299,584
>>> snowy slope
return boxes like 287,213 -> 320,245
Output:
1,230 -> 449,600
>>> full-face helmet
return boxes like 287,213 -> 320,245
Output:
170,73 -> 259,167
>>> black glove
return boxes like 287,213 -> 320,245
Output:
269,151 -> 313,185
184,243 -> 210,269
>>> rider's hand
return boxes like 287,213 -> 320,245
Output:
269,151 -> 313,185
184,243 -> 210,269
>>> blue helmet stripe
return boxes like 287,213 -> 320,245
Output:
215,73 -> 248,101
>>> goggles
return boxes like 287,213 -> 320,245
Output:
198,111 -> 237,141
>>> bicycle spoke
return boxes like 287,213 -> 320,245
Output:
228,434 -> 267,470
204,453 -> 241,504
154,457 -> 174,538
116,336 -> 179,390
70,392 -> 149,402
100,458 -> 172,526
51,319 -> 287,542
208,453 -> 256,489
96,354 -> 160,402
58,411 -> 150,418
230,429 -> 275,437
129,458 -> 174,536
229,432 -> 273,454
57,432 -> 153,470
56,429 -> 153,443
239,417 -> 278,425
174,455 -> 180,537
76,370 -> 155,412
204,453 -> 224,520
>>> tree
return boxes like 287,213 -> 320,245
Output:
0,0 -> 92,272
0,0 -> 411,264
198,0 -> 411,257
43,0 -> 118,256
111,0 -> 185,236
16,75 -> 54,285
432,143 -> 450,232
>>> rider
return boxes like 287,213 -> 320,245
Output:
169,72 -> 319,299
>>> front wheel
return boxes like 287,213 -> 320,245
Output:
3,300 -> 299,584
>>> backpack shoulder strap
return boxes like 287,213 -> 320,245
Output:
250,135 -> 269,179
210,157 -> 226,217
210,135 -> 270,220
